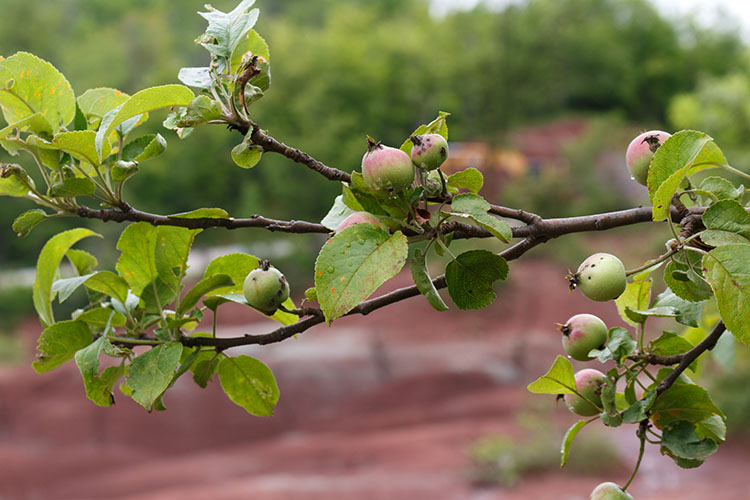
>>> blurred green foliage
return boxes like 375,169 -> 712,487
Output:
0,0 -> 746,271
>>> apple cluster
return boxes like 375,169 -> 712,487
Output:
336,133 -> 450,232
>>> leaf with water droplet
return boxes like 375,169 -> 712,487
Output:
314,225 -> 407,324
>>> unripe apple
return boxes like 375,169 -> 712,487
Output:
625,130 -> 671,186
361,136 -> 415,197
590,481 -> 634,500
336,211 -> 386,232
242,261 -> 290,315
564,368 -> 605,416
570,253 -> 627,302
410,133 -> 449,171
560,313 -> 608,361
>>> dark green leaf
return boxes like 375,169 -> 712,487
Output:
622,390 -> 656,424
651,384 -> 724,429
600,373 -> 622,427
661,421 -> 719,460
589,328 -> 635,365
445,250 -> 508,310
664,260 -> 713,302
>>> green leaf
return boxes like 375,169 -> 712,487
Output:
698,176 -> 744,201
451,193 -> 490,214
125,342 -> 182,412
203,253 -> 260,295
695,415 -> 727,444
648,131 -> 725,221
33,320 -> 93,373
450,193 -> 511,242
560,420 -> 588,468
649,331 -> 694,357
702,199 -> 750,240
49,177 -> 96,197
410,248 -> 449,312
0,112 -> 53,142
177,67 -> 212,89
445,250 -> 508,310
178,274 -> 235,315
33,130 -> 110,166
122,133 -> 167,162
75,307 -> 126,328
651,384 -> 724,429
315,225 -> 408,323
198,1 -> 259,62
447,168 -> 483,193
77,88 -> 129,130
34,228 -> 101,327
84,271 -> 130,305
218,354 -> 279,416
231,141 -> 262,168
622,390 -> 657,424
320,195 -> 356,231
75,336 -> 127,407
95,85 -> 194,159
0,166 -> 32,196
702,244 -> 750,345
600,373 -> 622,428
230,28 -> 271,74
589,328 -> 635,365
399,111 -> 450,155
67,249 -> 98,275
664,260 -> 713,302
651,288 -> 704,327
12,209 -> 47,237
527,355 -> 577,394
615,272 -> 652,327
51,273 -> 95,303
700,230 -> 749,247
193,356 -> 220,388
0,52 -> 76,131
169,208 -> 230,219
115,222 -> 158,297
154,225 -> 200,295
661,421 -> 719,460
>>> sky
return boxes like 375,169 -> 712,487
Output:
433,0 -> 750,39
